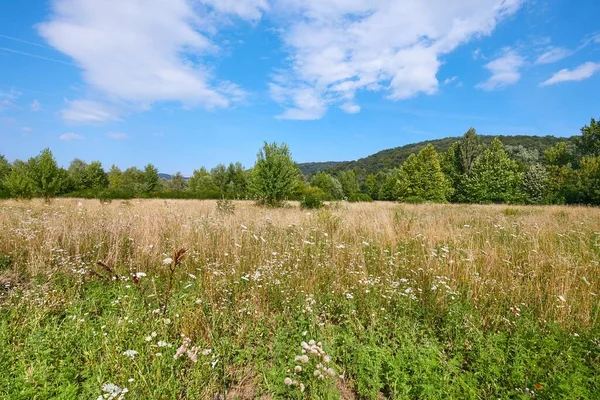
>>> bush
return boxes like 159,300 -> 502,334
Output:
347,193 -> 373,202
301,187 -> 325,209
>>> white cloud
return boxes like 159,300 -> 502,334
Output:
60,99 -> 121,123
0,89 -> 20,110
59,132 -> 84,141
535,47 -> 571,65
107,132 -> 128,140
477,49 -> 525,91
30,99 -> 41,112
269,0 -> 523,119
340,103 -> 360,114
38,0 -> 256,123
540,62 -> 600,86
443,76 -> 458,85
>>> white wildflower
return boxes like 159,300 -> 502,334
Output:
122,350 -> 138,359
162,257 -> 173,265
284,377 -> 293,386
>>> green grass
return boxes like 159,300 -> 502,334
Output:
0,199 -> 599,399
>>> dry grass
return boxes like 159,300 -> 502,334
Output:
1,199 -> 598,329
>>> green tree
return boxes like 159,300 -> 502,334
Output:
575,118 -> 600,157
0,155 -> 11,195
578,156 -> 600,204
142,164 -> 160,194
3,160 -> 35,199
188,167 -> 218,196
337,170 -> 360,199
394,144 -> 451,202
543,142 -> 575,167
68,158 -> 89,190
465,138 -> 523,204
167,172 -> 187,192
250,142 -> 300,206
522,164 -> 549,204
459,128 -> 482,175
310,172 -> 343,200
211,164 -> 229,196
85,161 -> 109,190
28,149 -> 69,200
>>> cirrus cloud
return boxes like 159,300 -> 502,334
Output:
540,62 -> 600,86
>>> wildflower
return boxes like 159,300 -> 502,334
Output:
201,349 -> 212,356
188,273 -> 197,279
295,355 -> 309,364
294,365 -> 302,373
134,272 -> 146,278
157,340 -> 172,347
345,293 -> 354,300
299,383 -> 305,392
284,377 -> 293,386
326,367 -> 337,377
122,350 -> 138,359
162,257 -> 173,265
128,378 -> 134,383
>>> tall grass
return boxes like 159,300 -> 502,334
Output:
0,199 -> 598,399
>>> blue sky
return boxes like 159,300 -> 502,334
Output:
1,0 -> 599,175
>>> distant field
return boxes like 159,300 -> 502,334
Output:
0,199 -> 599,399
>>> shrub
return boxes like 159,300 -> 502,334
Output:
347,193 -> 373,202
301,187 -> 325,209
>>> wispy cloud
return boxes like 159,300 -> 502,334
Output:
30,99 -> 41,112
540,62 -> 600,86
269,0 -> 524,119
477,49 -> 525,91
60,99 -> 121,123
535,47 -> 572,65
107,132 -> 128,140
59,132 -> 84,141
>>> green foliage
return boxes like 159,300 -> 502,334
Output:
522,164 -> 549,204
578,156 -> 600,204
465,139 -> 524,204
337,170 -> 360,199
250,142 -> 300,207
394,144 -> 451,203
310,172 -> 344,200
27,149 -> 69,200
300,186 -> 325,209
164,172 -> 187,192
299,134 -> 567,176
347,193 -> 373,202
575,117 -> 600,157
142,164 -> 160,194
3,160 -> 35,199
543,141 -> 576,167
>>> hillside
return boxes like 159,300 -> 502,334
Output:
298,135 -> 572,176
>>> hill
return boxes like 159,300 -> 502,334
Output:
298,135 -> 572,176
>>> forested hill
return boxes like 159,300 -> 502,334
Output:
298,135 -> 573,176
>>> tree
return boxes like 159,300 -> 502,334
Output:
28,149 -> 69,200
85,161 -> 109,190
311,172 -> 343,200
465,138 -> 523,204
250,142 -> 300,206
142,164 -> 160,194
459,128 -> 482,175
394,144 -> 451,202
522,164 -> 549,204
543,142 -> 575,167
168,172 -> 187,192
3,160 -> 35,199
337,170 -> 360,199
68,158 -> 89,191
575,118 -> 600,157
188,167 -> 217,196
578,156 -> 600,205
0,155 -> 11,195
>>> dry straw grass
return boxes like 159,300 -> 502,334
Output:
0,199 -> 598,330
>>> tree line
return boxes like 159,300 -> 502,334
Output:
1,117 -> 599,206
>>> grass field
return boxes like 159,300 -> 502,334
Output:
0,199 -> 599,399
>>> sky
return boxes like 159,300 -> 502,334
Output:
1,0 -> 599,175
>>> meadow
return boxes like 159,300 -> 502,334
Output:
0,199 -> 599,399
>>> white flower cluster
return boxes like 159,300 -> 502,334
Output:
97,383 -> 128,399
284,339 -> 337,393
173,337 -> 212,364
